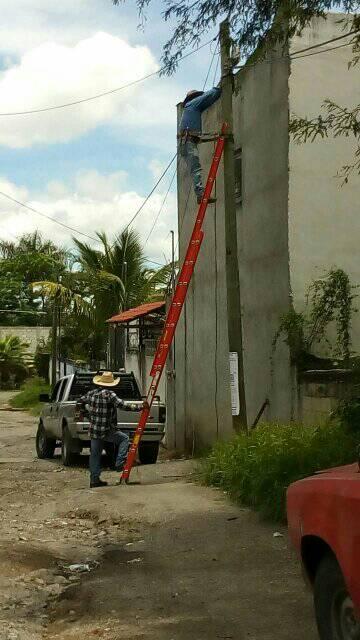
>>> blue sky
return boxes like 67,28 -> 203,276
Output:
0,0 -> 219,263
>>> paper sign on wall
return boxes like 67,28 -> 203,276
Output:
229,352 -> 240,416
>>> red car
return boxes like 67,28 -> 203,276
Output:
287,463 -> 360,640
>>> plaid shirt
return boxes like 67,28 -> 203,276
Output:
80,389 -> 123,439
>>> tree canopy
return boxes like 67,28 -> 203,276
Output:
114,0 -> 360,73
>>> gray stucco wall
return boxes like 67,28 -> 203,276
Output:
171,47 -> 293,450
235,52 -> 293,424
288,14 -> 360,356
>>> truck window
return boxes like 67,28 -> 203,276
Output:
67,373 -> 142,401
50,380 -> 62,403
57,378 -> 68,402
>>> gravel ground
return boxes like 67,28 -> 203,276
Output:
0,395 -> 318,640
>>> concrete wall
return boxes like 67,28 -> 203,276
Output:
288,15 -> 360,355
0,326 -> 51,354
171,47 -> 293,450
126,350 -> 166,401
235,50 -> 293,424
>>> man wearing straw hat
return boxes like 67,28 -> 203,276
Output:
80,371 -> 130,488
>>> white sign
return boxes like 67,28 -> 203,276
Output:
229,352 -> 240,416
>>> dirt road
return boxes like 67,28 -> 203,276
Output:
0,398 -> 318,640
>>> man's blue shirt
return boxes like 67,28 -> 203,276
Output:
179,87 -> 221,133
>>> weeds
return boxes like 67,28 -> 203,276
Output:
201,421 -> 357,522
10,377 -> 50,416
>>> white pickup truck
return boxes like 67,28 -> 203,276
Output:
36,371 -> 165,466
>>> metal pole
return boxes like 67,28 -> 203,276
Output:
220,19 -> 247,430
51,303 -> 57,388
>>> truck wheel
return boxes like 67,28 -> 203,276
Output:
61,424 -> 76,467
138,442 -> 159,465
314,554 -> 360,640
36,422 -> 56,459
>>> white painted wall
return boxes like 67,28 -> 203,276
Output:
288,14 -> 360,355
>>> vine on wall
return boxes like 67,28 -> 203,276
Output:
273,269 -> 357,366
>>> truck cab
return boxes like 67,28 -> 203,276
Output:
287,463 -> 360,640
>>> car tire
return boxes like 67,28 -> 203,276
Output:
61,424 -> 76,467
138,442 -> 159,465
36,422 -> 56,459
314,554 -> 360,640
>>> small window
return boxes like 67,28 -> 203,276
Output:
57,378 -> 68,402
234,147 -> 242,205
50,380 -> 62,402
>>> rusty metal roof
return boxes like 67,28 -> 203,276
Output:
106,301 -> 166,324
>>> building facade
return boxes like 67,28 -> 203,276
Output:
167,14 -> 360,451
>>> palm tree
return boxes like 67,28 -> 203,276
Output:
33,228 -> 171,360
0,335 -> 29,386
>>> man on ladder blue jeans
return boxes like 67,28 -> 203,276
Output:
179,86 -> 221,204
80,371 -> 130,488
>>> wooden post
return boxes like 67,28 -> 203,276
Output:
220,19 -> 247,430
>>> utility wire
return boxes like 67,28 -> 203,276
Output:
0,37 -> 217,117
0,190 -> 100,243
144,165 -> 177,246
121,152 -> 178,236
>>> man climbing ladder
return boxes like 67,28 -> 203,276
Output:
120,123 -> 228,484
178,86 -> 222,204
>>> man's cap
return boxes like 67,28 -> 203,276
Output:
183,89 -> 204,106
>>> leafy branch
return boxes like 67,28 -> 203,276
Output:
273,268 -> 357,365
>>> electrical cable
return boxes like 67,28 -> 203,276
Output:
0,190 -> 100,243
144,165 -> 177,246
119,151 -> 178,237
0,37 -> 218,117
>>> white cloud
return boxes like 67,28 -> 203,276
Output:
0,171 -> 178,264
0,32 -> 163,148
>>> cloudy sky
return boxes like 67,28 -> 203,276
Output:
0,0 -> 218,265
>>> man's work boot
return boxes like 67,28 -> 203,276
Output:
197,194 -> 217,205
90,479 -> 108,488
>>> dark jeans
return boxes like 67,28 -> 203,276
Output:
90,431 -> 129,481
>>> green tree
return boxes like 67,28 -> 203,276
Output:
33,229 -> 171,361
114,1 -> 359,72
0,335 -> 29,387
0,232 -> 71,325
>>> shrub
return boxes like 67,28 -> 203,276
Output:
201,421 -> 357,522
0,335 -> 29,388
10,377 -> 50,416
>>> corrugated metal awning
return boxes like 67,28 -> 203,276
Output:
106,301 -> 165,324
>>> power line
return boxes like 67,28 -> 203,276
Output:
144,165 -> 177,246
0,190 -> 100,243
0,37 -> 217,117
120,152 -> 178,236
291,28 -> 359,57
291,40 -> 354,60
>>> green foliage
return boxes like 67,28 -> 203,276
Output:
0,232 -> 70,326
10,377 -> 50,416
0,335 -> 29,387
332,396 -> 360,435
201,421 -> 357,522
114,1 -> 360,74
274,268 -> 357,364
34,228 -> 171,361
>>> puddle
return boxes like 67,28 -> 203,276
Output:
0,543 -> 59,576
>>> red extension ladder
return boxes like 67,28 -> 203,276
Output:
121,122 -> 228,483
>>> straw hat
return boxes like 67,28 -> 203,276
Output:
93,371 -> 120,387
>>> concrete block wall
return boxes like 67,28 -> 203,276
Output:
0,326 -> 51,354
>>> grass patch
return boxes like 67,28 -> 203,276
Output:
10,377 -> 50,416
201,421 -> 357,522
